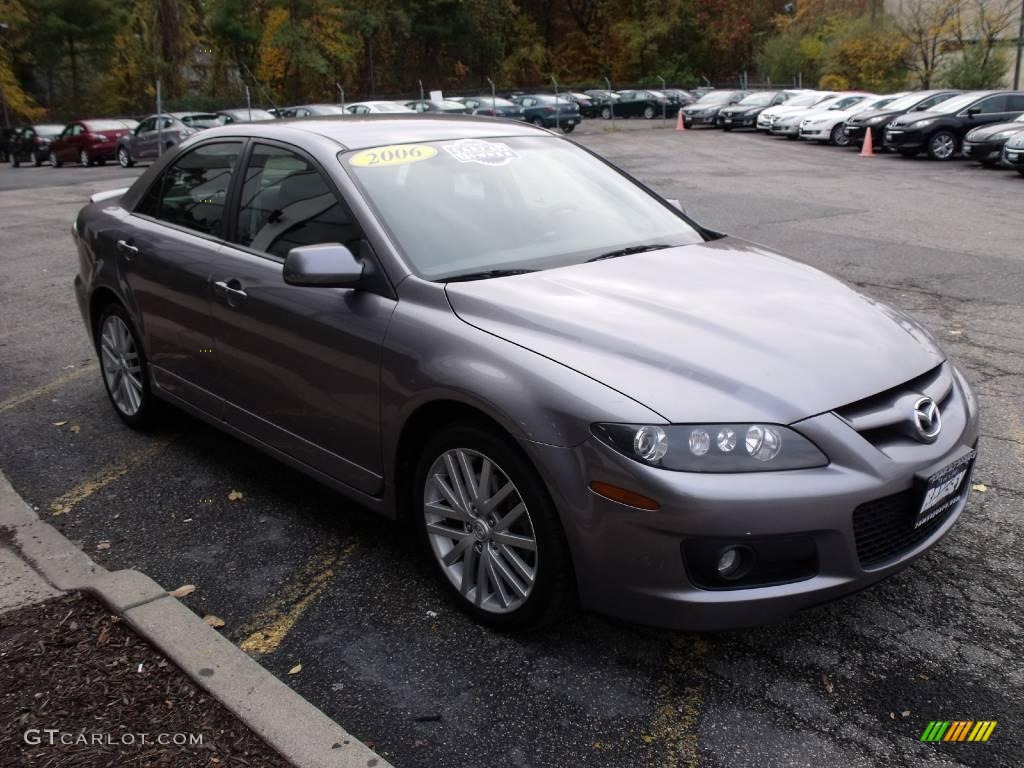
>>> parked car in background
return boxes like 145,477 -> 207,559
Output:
772,93 -> 867,139
217,107 -> 277,123
516,94 -> 581,131
1002,130 -> 1024,174
8,124 -> 64,166
456,96 -> 526,120
962,112 -> 1024,167
843,90 -> 960,148
49,119 -> 134,167
345,101 -> 415,115
757,91 -> 836,131
610,89 -> 675,120
716,91 -> 795,130
0,127 -> 19,162
562,92 -> 600,118
584,89 -> 620,107
277,104 -> 350,117
679,90 -> 747,127
116,113 -> 220,168
884,90 -> 1024,160
405,99 -> 470,114
661,88 -> 695,106
799,93 -> 894,146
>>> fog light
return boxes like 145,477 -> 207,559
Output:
716,545 -> 753,580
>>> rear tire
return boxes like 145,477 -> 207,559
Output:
95,304 -> 160,428
562,124 -> 575,134
414,423 -> 575,631
117,147 -> 133,168
643,105 -> 656,120
830,124 -> 850,146
79,149 -> 91,167
926,130 -> 957,161
601,106 -> 612,120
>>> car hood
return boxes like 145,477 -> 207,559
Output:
847,108 -> 902,124
966,121 -> 1024,140
721,105 -> 761,116
445,238 -> 944,424
891,109 -> 948,127
683,103 -> 725,114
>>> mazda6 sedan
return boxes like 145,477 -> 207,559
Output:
72,115 -> 980,631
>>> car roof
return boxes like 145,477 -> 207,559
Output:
193,114 -> 545,150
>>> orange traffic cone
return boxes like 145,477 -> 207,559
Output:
859,126 -> 874,157
676,108 -> 685,132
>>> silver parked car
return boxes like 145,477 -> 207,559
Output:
72,116 -> 979,630
116,113 -> 222,167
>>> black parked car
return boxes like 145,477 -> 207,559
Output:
584,89 -> 620,106
456,96 -> 526,120
8,124 -> 64,166
606,89 -> 673,120
1001,130 -> 1024,175
884,90 -> 1024,160
716,91 -> 794,130
962,113 -> 1024,167
844,90 -> 960,147
679,90 -> 747,128
661,88 -> 695,106
275,104 -> 349,118
563,92 -> 600,118
515,94 -> 581,131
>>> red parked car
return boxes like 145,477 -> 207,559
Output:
49,119 -> 134,167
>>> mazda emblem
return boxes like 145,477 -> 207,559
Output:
912,396 -> 942,443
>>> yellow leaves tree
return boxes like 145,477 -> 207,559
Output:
0,0 -> 45,120
892,0 -> 962,87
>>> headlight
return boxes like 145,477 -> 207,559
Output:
993,130 -> 1016,140
94,134 -> 108,141
592,423 -> 828,473
912,119 -> 934,128
866,115 -> 887,124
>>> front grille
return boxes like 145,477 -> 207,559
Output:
852,489 -> 952,568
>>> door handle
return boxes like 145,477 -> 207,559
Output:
116,239 -> 139,261
214,280 -> 248,301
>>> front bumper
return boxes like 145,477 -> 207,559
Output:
683,113 -> 717,127
523,369 -> 980,631
719,113 -> 757,128
883,127 -> 925,151
770,122 -> 800,137
962,139 -> 1003,164
798,125 -> 829,140
1002,145 -> 1024,168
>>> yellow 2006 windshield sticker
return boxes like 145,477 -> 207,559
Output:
349,144 -> 437,167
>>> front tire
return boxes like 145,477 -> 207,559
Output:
643,105 -> 656,120
830,124 -> 850,146
927,130 -> 957,161
601,106 -> 612,120
96,304 -> 159,428
117,147 -> 134,167
562,124 -> 575,134
414,424 -> 574,630
79,149 -> 92,167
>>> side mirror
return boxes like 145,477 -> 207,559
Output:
666,198 -> 686,214
283,243 -> 363,288
966,106 -> 981,116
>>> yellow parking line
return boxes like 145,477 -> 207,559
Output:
50,438 -> 172,515
239,542 -> 357,657
0,364 -> 96,413
648,636 -> 709,768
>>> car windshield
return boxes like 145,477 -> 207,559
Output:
36,125 -> 64,137
313,105 -> 349,114
828,96 -> 866,110
85,120 -> 130,131
931,92 -> 987,114
533,95 -> 572,104
739,92 -> 775,106
697,91 -> 733,104
343,136 -> 703,280
440,101 -> 466,109
885,92 -> 935,111
480,97 -> 515,107
181,114 -> 221,128
226,109 -> 276,121
782,93 -> 820,107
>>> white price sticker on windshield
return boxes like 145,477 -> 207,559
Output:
442,139 -> 518,167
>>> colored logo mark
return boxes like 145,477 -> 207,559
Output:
920,720 -> 997,742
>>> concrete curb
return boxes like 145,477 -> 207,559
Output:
0,470 -> 391,768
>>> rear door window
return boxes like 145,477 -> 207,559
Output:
136,141 -> 243,237
1006,94 -> 1024,112
973,96 -> 1007,114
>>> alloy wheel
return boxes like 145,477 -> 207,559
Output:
930,133 -> 955,160
80,149 -> 90,167
831,124 -> 849,146
643,106 -> 655,119
118,148 -> 131,167
99,315 -> 144,417
423,448 -> 538,614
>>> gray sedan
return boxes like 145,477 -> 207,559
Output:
72,116 -> 979,630
116,112 -> 222,167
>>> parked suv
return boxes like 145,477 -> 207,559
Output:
116,113 -> 221,167
843,90 -> 960,147
8,124 -> 64,166
883,90 -> 1024,160
49,119 -> 135,166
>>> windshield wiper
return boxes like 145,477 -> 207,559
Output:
441,269 -> 537,283
586,244 -> 671,262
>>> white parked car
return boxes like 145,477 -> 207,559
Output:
771,93 -> 870,139
799,93 -> 906,146
757,91 -> 836,131
344,101 -> 416,115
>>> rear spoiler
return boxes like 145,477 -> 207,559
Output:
89,187 -> 130,204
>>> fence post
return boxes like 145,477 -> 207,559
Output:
604,76 -> 615,128
156,79 -> 162,157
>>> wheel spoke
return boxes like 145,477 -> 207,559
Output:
456,449 -> 478,501
432,474 -> 469,517
426,521 -> 467,541
490,548 -> 528,598
499,544 -> 536,585
425,498 -> 471,523
442,535 -> 474,567
460,545 -> 477,597
443,453 -> 471,512
474,547 -> 489,607
486,551 -> 511,608
480,480 -> 514,513
493,502 -> 526,532
492,530 -> 536,552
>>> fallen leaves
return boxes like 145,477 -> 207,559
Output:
288,664 -> 302,675
820,673 -> 834,695
227,490 -> 244,502
53,421 -> 67,427
169,584 -> 196,599
96,541 -> 111,551
972,483 -> 988,493
69,425 -> 81,434
203,615 -> 225,629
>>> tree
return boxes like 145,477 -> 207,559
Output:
892,0 -> 961,87
823,15 -> 910,91
944,0 -> 1017,87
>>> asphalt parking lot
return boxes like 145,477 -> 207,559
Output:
2,124 -> 1022,768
